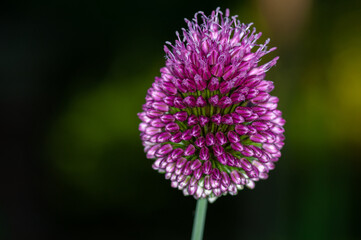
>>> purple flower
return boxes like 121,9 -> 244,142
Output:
138,8 -> 285,203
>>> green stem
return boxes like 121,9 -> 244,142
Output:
191,198 -> 208,240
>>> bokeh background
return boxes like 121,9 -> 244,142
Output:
1,0 -> 361,239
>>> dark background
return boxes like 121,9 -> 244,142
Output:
1,0 -> 361,239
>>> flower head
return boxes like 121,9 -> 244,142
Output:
138,8 -> 285,202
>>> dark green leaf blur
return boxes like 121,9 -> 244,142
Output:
1,0 -> 360,239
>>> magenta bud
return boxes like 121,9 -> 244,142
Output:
204,175 -> 212,190
201,40 -> 209,54
189,177 -> 198,188
196,96 -> 207,107
182,78 -> 197,92
245,113 -> 259,122
162,82 -> 178,95
240,158 -> 252,171
215,131 -> 227,145
255,80 -> 274,92
155,144 -> 173,157
164,96 -> 175,107
235,107 -> 252,118
218,96 -> 232,108
187,115 -> 198,126
259,172 -> 269,180
206,133 -> 216,146
190,159 -> 202,171
230,91 -> 245,104
213,187 -> 222,196
147,110 -> 163,119
174,96 -> 186,109
208,77 -> 219,91
199,115 -> 210,127
146,144 -> 161,159
170,132 -> 182,143
199,66 -> 211,81
149,134 -> 158,143
176,157 -> 187,168
165,123 -> 180,132
160,158 -> 169,170
211,168 -> 221,180
152,157 -> 163,170
191,124 -> 201,137
246,180 -> 256,189
173,78 -> 188,93
177,174 -> 186,184
259,152 -> 270,163
271,125 -> 285,134
265,161 -> 275,170
207,50 -> 219,65
231,113 -> 245,124
203,161 -> 212,175
273,117 -> 285,126
150,119 -> 165,128
194,168 -> 203,180
150,90 -> 166,101
269,96 -> 279,103
181,129 -> 193,141
141,134 -> 151,141
213,144 -> 224,157
230,170 -> 242,185
241,146 -> 254,157
221,114 -> 233,125
211,113 -> 222,125
222,65 -> 236,80
160,114 -> 175,123
231,142 -> 244,152
258,102 -> 277,110
139,123 -> 148,132
138,112 -> 152,123
259,111 -> 277,121
194,74 -> 207,91
252,106 -> 267,116
253,160 -> 267,173
145,127 -> 162,136
252,121 -> 269,131
166,162 -> 176,173
252,92 -> 270,103
246,165 -> 259,179
208,94 -> 219,106
183,161 -> 193,175
246,88 -> 259,99
235,124 -> 248,135
194,136 -> 205,148
217,154 -> 228,165
227,131 -> 240,143
250,134 -> 267,143
224,157 -> 233,169
219,81 -> 234,95
184,144 -> 196,156
247,126 -> 257,135
157,132 -> 172,142
171,181 -> 178,188
211,63 -> 224,77
199,146 -> 210,161
173,111 -> 188,122
221,172 -> 230,187
249,145 -> 263,158
262,143 -> 278,154
183,95 -> 196,108
152,102 -> 169,112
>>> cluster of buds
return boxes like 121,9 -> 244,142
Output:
138,8 -> 285,202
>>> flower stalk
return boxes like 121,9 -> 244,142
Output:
191,198 -> 208,240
